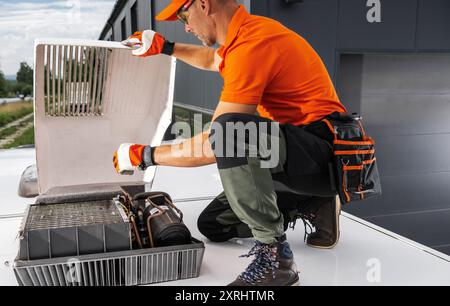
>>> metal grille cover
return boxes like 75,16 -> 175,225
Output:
14,240 -> 204,286
43,44 -> 109,116
18,200 -> 131,260
25,200 -> 125,230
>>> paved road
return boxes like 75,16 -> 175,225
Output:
0,113 -> 34,148
0,98 -> 32,104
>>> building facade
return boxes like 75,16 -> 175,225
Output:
99,0 -> 450,256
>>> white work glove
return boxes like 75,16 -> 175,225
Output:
113,144 -> 156,175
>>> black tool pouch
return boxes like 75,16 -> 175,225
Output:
322,113 -> 382,205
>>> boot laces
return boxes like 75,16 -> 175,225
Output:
238,242 -> 279,285
289,210 -> 317,242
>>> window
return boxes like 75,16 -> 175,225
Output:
165,104 -> 213,140
131,2 -> 138,34
121,17 -> 127,41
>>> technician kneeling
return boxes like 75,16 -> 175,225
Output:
113,0 -> 347,286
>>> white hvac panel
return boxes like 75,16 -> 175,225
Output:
33,39 -> 176,193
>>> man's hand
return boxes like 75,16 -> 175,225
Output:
113,143 -> 156,175
121,30 -> 169,57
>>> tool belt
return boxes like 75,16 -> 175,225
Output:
322,112 -> 382,204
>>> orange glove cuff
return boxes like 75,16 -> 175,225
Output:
142,32 -> 166,57
129,144 -> 145,166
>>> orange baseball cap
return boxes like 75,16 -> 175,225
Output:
155,0 -> 187,21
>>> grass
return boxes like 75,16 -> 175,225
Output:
0,114 -> 34,140
3,125 -> 35,149
0,101 -> 33,128
0,101 -> 33,112
22,114 -> 34,124
0,126 -> 18,139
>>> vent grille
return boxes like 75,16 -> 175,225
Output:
25,201 -> 125,230
14,245 -> 204,286
44,44 -> 110,116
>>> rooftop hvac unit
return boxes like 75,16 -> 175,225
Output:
13,39 -> 205,286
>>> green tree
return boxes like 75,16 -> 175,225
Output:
16,62 -> 33,85
21,84 -> 33,96
0,70 -> 6,96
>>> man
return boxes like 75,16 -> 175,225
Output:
113,0 -> 347,286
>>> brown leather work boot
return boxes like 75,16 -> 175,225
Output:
298,195 -> 341,249
228,236 -> 300,286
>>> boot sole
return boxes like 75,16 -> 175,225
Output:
287,275 -> 300,286
306,195 -> 341,249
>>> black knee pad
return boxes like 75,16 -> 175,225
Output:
209,113 -> 276,169
209,113 -> 250,169
213,113 -> 243,126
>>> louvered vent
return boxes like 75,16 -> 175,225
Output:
43,45 -> 110,116
14,247 -> 203,286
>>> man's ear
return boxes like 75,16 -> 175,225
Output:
199,0 -> 212,16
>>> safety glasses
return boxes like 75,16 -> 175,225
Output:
177,0 -> 196,25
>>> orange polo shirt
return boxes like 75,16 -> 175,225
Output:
217,5 -> 347,126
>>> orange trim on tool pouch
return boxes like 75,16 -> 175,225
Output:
342,172 -> 350,203
322,119 -> 337,140
363,158 -> 376,165
334,149 -> 375,155
334,139 -> 374,146
358,185 -> 365,200
343,165 -> 363,171
343,158 -> 377,170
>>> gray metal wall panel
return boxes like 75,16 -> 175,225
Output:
250,0 -> 269,15
137,0 -> 152,29
361,54 -> 450,94
365,209 -> 450,250
337,0 -> 417,50
113,18 -> 122,41
266,0 -> 339,79
374,134 -> 450,175
113,1 -> 134,41
174,62 -> 207,109
340,54 -> 450,255
110,0 -> 151,41
362,95 -> 450,135
336,54 -> 364,113
345,172 -> 450,217
204,72 -> 224,111
435,245 -> 450,255
416,0 -> 450,50
338,53 -> 450,135
104,28 -> 113,41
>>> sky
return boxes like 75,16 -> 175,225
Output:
0,0 -> 116,76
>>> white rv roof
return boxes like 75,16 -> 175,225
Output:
0,148 -> 449,286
